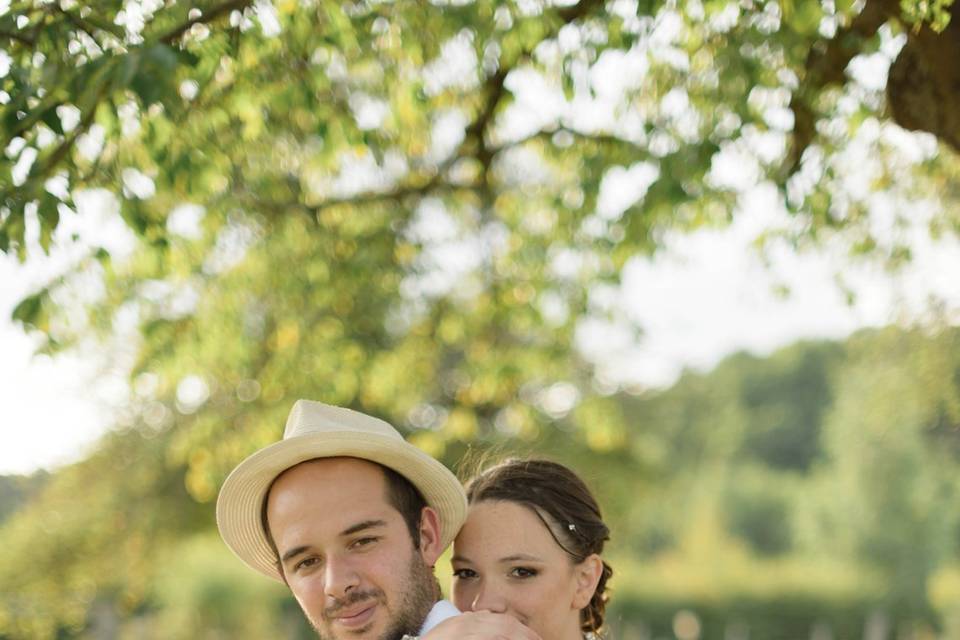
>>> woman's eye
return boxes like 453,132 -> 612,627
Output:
510,567 -> 538,579
452,568 -> 477,579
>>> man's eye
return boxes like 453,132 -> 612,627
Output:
510,567 -> 538,579
295,557 -> 320,572
452,568 -> 477,579
351,536 -> 379,549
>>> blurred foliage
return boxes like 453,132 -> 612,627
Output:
3,326 -> 960,637
2,0 -> 960,638
605,327 -> 960,638
0,471 -> 47,525
2,0 -> 960,272
147,535 -> 308,639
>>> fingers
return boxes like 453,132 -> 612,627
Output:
470,611 -> 542,640
421,611 -> 542,640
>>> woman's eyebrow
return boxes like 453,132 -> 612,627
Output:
498,553 -> 544,563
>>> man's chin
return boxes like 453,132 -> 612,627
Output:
316,612 -> 397,640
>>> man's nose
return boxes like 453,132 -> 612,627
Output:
471,582 -> 508,613
323,554 -> 360,600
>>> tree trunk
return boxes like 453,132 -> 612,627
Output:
887,2 -> 960,152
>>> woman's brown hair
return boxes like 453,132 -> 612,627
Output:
463,458 -> 613,635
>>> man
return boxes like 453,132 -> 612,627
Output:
217,399 -> 539,640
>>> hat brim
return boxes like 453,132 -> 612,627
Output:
216,431 -> 467,582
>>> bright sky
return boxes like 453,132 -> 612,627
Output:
0,191 -> 137,475
580,183 -> 960,388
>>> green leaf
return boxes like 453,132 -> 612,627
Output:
11,291 -> 43,326
121,198 -> 150,235
79,13 -> 127,39
37,194 -> 60,253
94,247 -> 112,264
39,105 -> 65,136
562,68 -> 575,101
835,0 -> 857,16
787,1 -> 824,36
143,44 -> 183,71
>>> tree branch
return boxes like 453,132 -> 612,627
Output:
491,126 -> 649,158
6,81 -> 107,202
301,180 -> 472,217
55,6 -> 102,44
457,0 -> 607,206
0,29 -> 36,46
556,0 -> 606,24
464,63 -> 510,177
157,0 -> 255,44
784,0 -> 900,176
228,168 -> 472,225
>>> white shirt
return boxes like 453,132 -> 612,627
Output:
419,599 -> 460,635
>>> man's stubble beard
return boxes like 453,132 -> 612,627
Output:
310,551 -> 437,640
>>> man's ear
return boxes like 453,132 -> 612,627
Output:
571,554 -> 604,610
417,506 -> 444,566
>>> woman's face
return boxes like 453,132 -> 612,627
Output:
451,500 -> 594,640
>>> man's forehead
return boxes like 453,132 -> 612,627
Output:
266,466 -> 400,548
276,456 -> 390,490
267,457 -> 393,512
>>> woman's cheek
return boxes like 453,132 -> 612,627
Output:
451,582 -> 472,611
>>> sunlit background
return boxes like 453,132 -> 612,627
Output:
3,0 -> 960,639
5,186 -> 960,473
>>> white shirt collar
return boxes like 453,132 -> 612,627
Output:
419,599 -> 460,635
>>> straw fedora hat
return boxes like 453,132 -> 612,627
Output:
216,399 -> 467,582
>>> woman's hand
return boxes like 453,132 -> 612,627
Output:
422,611 -> 542,640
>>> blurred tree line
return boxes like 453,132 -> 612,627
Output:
0,472 -> 46,524
2,0 -> 960,638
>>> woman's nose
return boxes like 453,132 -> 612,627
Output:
472,582 -> 508,613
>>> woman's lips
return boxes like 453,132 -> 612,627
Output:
334,603 -> 376,629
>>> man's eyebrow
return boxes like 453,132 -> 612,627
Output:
281,545 -> 311,564
341,519 -> 387,537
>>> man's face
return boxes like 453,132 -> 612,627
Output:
266,458 -> 442,640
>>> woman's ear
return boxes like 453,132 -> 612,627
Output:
417,506 -> 444,566
572,553 -> 604,610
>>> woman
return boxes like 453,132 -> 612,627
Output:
426,458 -> 613,640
